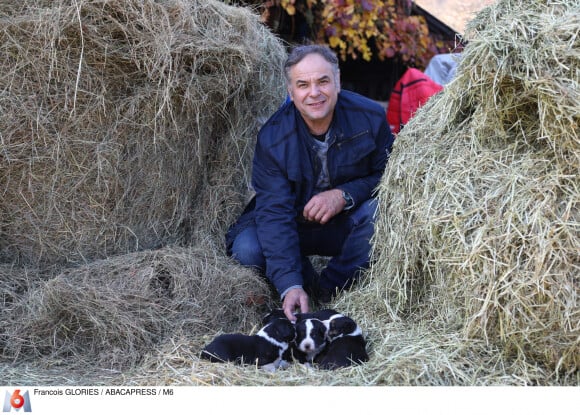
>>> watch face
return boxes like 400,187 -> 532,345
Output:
342,191 -> 353,209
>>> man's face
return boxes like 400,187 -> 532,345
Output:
287,53 -> 340,134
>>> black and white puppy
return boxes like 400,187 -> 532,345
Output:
260,309 -> 295,362
291,316 -> 328,364
200,318 -> 295,372
314,314 -> 369,370
261,308 -> 341,365
292,309 -> 343,364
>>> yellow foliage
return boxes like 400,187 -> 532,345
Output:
276,0 -> 441,65
329,36 -> 342,49
280,0 -> 295,15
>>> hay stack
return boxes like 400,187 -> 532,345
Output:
0,0 -> 287,268
1,242 -> 272,368
369,0 -> 579,375
0,0 -> 283,378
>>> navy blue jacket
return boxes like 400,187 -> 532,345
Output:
251,90 -> 394,296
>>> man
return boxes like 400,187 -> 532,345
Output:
226,44 -> 394,321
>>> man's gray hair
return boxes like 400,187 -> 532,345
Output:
283,44 -> 340,85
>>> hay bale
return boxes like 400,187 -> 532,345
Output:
0,0 -> 287,268
0,264 -> 37,322
0,0 -> 286,373
369,0 -> 579,376
1,242 -> 272,368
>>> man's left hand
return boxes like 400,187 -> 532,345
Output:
303,189 -> 345,225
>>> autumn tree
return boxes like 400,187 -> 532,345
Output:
228,0 -> 456,69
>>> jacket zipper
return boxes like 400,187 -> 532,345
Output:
335,130 -> 369,149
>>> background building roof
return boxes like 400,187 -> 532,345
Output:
414,0 -> 497,34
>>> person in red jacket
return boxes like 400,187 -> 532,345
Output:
386,67 -> 443,134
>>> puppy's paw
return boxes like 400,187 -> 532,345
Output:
260,363 -> 277,373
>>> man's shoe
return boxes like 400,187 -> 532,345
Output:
309,283 -> 335,305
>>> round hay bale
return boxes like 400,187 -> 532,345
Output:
368,0 -> 579,376
1,242 -> 272,368
0,0 -> 287,268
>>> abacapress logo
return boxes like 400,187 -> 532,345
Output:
3,390 -> 32,412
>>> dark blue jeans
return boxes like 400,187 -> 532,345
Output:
228,198 -> 377,293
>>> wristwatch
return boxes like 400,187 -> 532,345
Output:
342,190 -> 354,210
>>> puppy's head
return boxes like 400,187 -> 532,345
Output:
295,317 -> 327,355
326,315 -> 360,340
261,318 -> 296,344
261,308 -> 288,326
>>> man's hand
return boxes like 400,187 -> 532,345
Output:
282,287 -> 309,321
303,189 -> 345,225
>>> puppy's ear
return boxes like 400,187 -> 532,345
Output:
262,308 -> 287,325
333,317 -> 357,334
272,319 -> 296,342
294,314 -> 306,324
321,308 -> 340,316
316,323 -> 328,337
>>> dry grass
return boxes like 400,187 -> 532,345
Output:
368,0 -> 579,379
1,243 -> 272,371
0,0 -> 286,268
